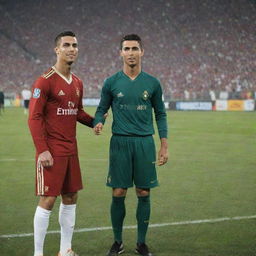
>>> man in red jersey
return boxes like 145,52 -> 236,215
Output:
28,31 -> 93,256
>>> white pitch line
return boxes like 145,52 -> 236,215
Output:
0,159 -> 34,162
1,215 -> 255,239
0,158 -> 108,162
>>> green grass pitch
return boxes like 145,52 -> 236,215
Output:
0,107 -> 255,256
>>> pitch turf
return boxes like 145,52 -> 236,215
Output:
0,107 -> 255,256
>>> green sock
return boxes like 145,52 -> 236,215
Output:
111,196 -> 126,243
136,195 -> 150,244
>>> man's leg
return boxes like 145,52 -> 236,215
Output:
136,188 -> 151,244
111,188 -> 127,243
107,135 -> 133,255
133,136 -> 157,255
106,188 -> 127,256
34,196 -> 56,256
59,192 -> 78,255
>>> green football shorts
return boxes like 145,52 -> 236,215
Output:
106,135 -> 159,188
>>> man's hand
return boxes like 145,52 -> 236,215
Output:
157,138 -> 168,166
94,122 -> 103,135
38,150 -> 53,168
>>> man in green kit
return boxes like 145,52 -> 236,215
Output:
93,34 -> 168,256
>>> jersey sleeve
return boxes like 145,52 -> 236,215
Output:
93,79 -> 112,126
28,77 -> 50,154
77,81 -> 94,127
152,80 -> 168,138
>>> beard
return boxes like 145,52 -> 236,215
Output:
129,64 -> 136,68
67,61 -> 73,66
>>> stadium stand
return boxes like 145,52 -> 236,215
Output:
0,0 -> 255,100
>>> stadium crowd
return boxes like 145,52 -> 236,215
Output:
0,0 -> 255,100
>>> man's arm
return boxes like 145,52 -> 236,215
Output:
28,78 -> 53,167
152,81 -> 168,165
152,82 -> 168,139
28,78 -> 49,154
93,80 -> 112,135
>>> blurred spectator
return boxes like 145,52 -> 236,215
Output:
0,90 -> 5,114
209,88 -> 216,110
209,89 -> 216,102
184,89 -> 190,100
21,86 -> 32,114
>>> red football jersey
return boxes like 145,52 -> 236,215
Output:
28,67 -> 94,156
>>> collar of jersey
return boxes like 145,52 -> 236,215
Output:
121,70 -> 143,82
52,66 -> 73,84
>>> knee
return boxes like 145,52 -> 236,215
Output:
61,192 -> 78,205
38,196 -> 56,210
112,188 -> 127,197
136,188 -> 150,197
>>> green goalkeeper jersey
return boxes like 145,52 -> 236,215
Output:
94,71 -> 168,138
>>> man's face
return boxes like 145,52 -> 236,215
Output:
120,40 -> 144,68
55,36 -> 78,65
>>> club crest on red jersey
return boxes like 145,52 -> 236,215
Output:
68,101 -> 75,108
33,88 -> 41,98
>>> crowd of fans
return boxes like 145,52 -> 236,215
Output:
0,0 -> 255,100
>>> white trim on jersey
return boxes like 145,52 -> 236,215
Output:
37,159 -> 44,195
52,66 -> 73,84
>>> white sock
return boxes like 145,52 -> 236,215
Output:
34,206 -> 51,256
59,203 -> 76,254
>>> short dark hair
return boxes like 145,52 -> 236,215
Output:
120,34 -> 143,50
55,31 -> 76,46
